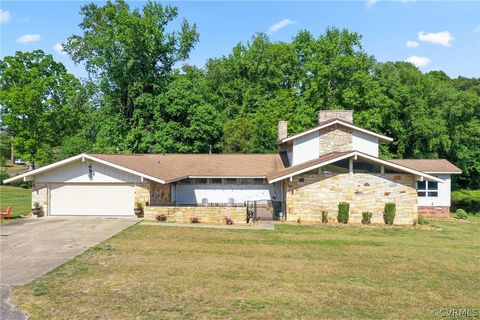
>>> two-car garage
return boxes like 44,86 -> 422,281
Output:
49,183 -> 135,216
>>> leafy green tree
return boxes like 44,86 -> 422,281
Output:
0,50 -> 81,168
64,0 -> 199,152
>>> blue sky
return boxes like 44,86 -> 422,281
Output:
1,1 -> 479,79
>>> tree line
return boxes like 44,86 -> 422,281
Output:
0,0 -> 479,188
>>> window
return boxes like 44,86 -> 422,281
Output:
417,181 -> 438,197
210,178 -> 222,184
192,178 -> 207,184
322,159 -> 349,174
253,178 -> 266,184
224,178 -> 237,184
353,160 -> 380,174
239,178 -> 251,184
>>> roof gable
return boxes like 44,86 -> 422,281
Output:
279,118 -> 393,144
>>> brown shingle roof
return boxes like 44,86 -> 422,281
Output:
267,151 -> 353,181
388,159 -> 462,173
89,153 -> 287,183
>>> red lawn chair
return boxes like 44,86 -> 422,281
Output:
0,207 -> 12,219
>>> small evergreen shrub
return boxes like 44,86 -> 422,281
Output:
322,211 -> 328,223
337,202 -> 349,224
296,216 -> 302,224
455,209 -> 468,220
361,211 -> 372,224
383,203 -> 396,225
155,214 -> 167,222
418,215 -> 427,225
190,216 -> 200,223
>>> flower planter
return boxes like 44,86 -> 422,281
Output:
32,208 -> 44,217
134,209 -> 144,218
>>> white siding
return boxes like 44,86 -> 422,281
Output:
418,175 -> 451,207
35,160 -> 142,183
352,130 -> 379,157
292,131 -> 319,165
174,182 -> 282,205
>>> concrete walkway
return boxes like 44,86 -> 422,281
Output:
0,285 -> 26,320
141,221 -> 274,230
0,217 -> 139,285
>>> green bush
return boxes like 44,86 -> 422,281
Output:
455,209 -> 468,220
417,215 -> 427,225
452,190 -> 480,214
322,211 -> 328,223
0,170 -> 9,185
383,203 -> 396,225
337,202 -> 349,224
361,211 -> 372,224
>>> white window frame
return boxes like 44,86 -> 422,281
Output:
417,181 -> 438,198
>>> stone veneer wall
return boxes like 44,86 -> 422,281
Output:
418,206 -> 450,218
318,110 -> 353,123
32,182 -> 48,215
285,172 -> 418,225
149,182 -> 171,205
144,206 -> 246,224
318,124 -> 353,154
134,182 -> 150,207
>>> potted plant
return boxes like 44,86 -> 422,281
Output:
134,202 -> 144,218
32,202 -> 44,217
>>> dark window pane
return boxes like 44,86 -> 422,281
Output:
193,178 -> 207,184
240,178 -> 250,184
428,192 -> 438,197
428,182 -> 438,190
353,160 -> 380,173
417,191 -> 426,197
224,178 -> 237,184
253,178 -> 265,184
322,159 -> 349,173
211,178 -> 222,184
417,181 -> 426,190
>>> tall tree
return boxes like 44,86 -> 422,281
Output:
64,0 -> 199,152
0,50 -> 81,168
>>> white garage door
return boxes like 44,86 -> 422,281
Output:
50,183 -> 135,216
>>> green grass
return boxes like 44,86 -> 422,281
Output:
12,221 -> 480,319
0,186 -> 31,219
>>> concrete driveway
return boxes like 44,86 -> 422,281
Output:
0,217 -> 138,285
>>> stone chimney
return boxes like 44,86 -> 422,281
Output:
318,110 -> 353,124
277,121 -> 288,142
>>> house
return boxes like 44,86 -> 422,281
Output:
5,110 -> 461,224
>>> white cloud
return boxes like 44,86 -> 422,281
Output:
53,43 -> 67,55
418,31 -> 454,47
406,40 -> 419,48
474,26 -> 480,33
405,55 -> 431,67
16,34 -> 41,43
268,19 -> 295,35
0,10 -> 11,24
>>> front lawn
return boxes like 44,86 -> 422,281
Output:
0,186 -> 31,219
13,222 -> 480,319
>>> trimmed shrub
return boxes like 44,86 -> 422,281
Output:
337,202 -> 349,224
190,216 -> 200,223
155,214 -> 167,222
383,203 -> 396,225
455,209 -> 468,220
322,211 -> 328,223
418,215 -> 427,225
361,212 -> 372,225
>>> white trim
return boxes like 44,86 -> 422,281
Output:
268,151 -> 445,184
424,171 -> 462,174
268,152 -> 356,183
188,176 -> 266,179
3,153 -> 166,184
280,119 -> 393,143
